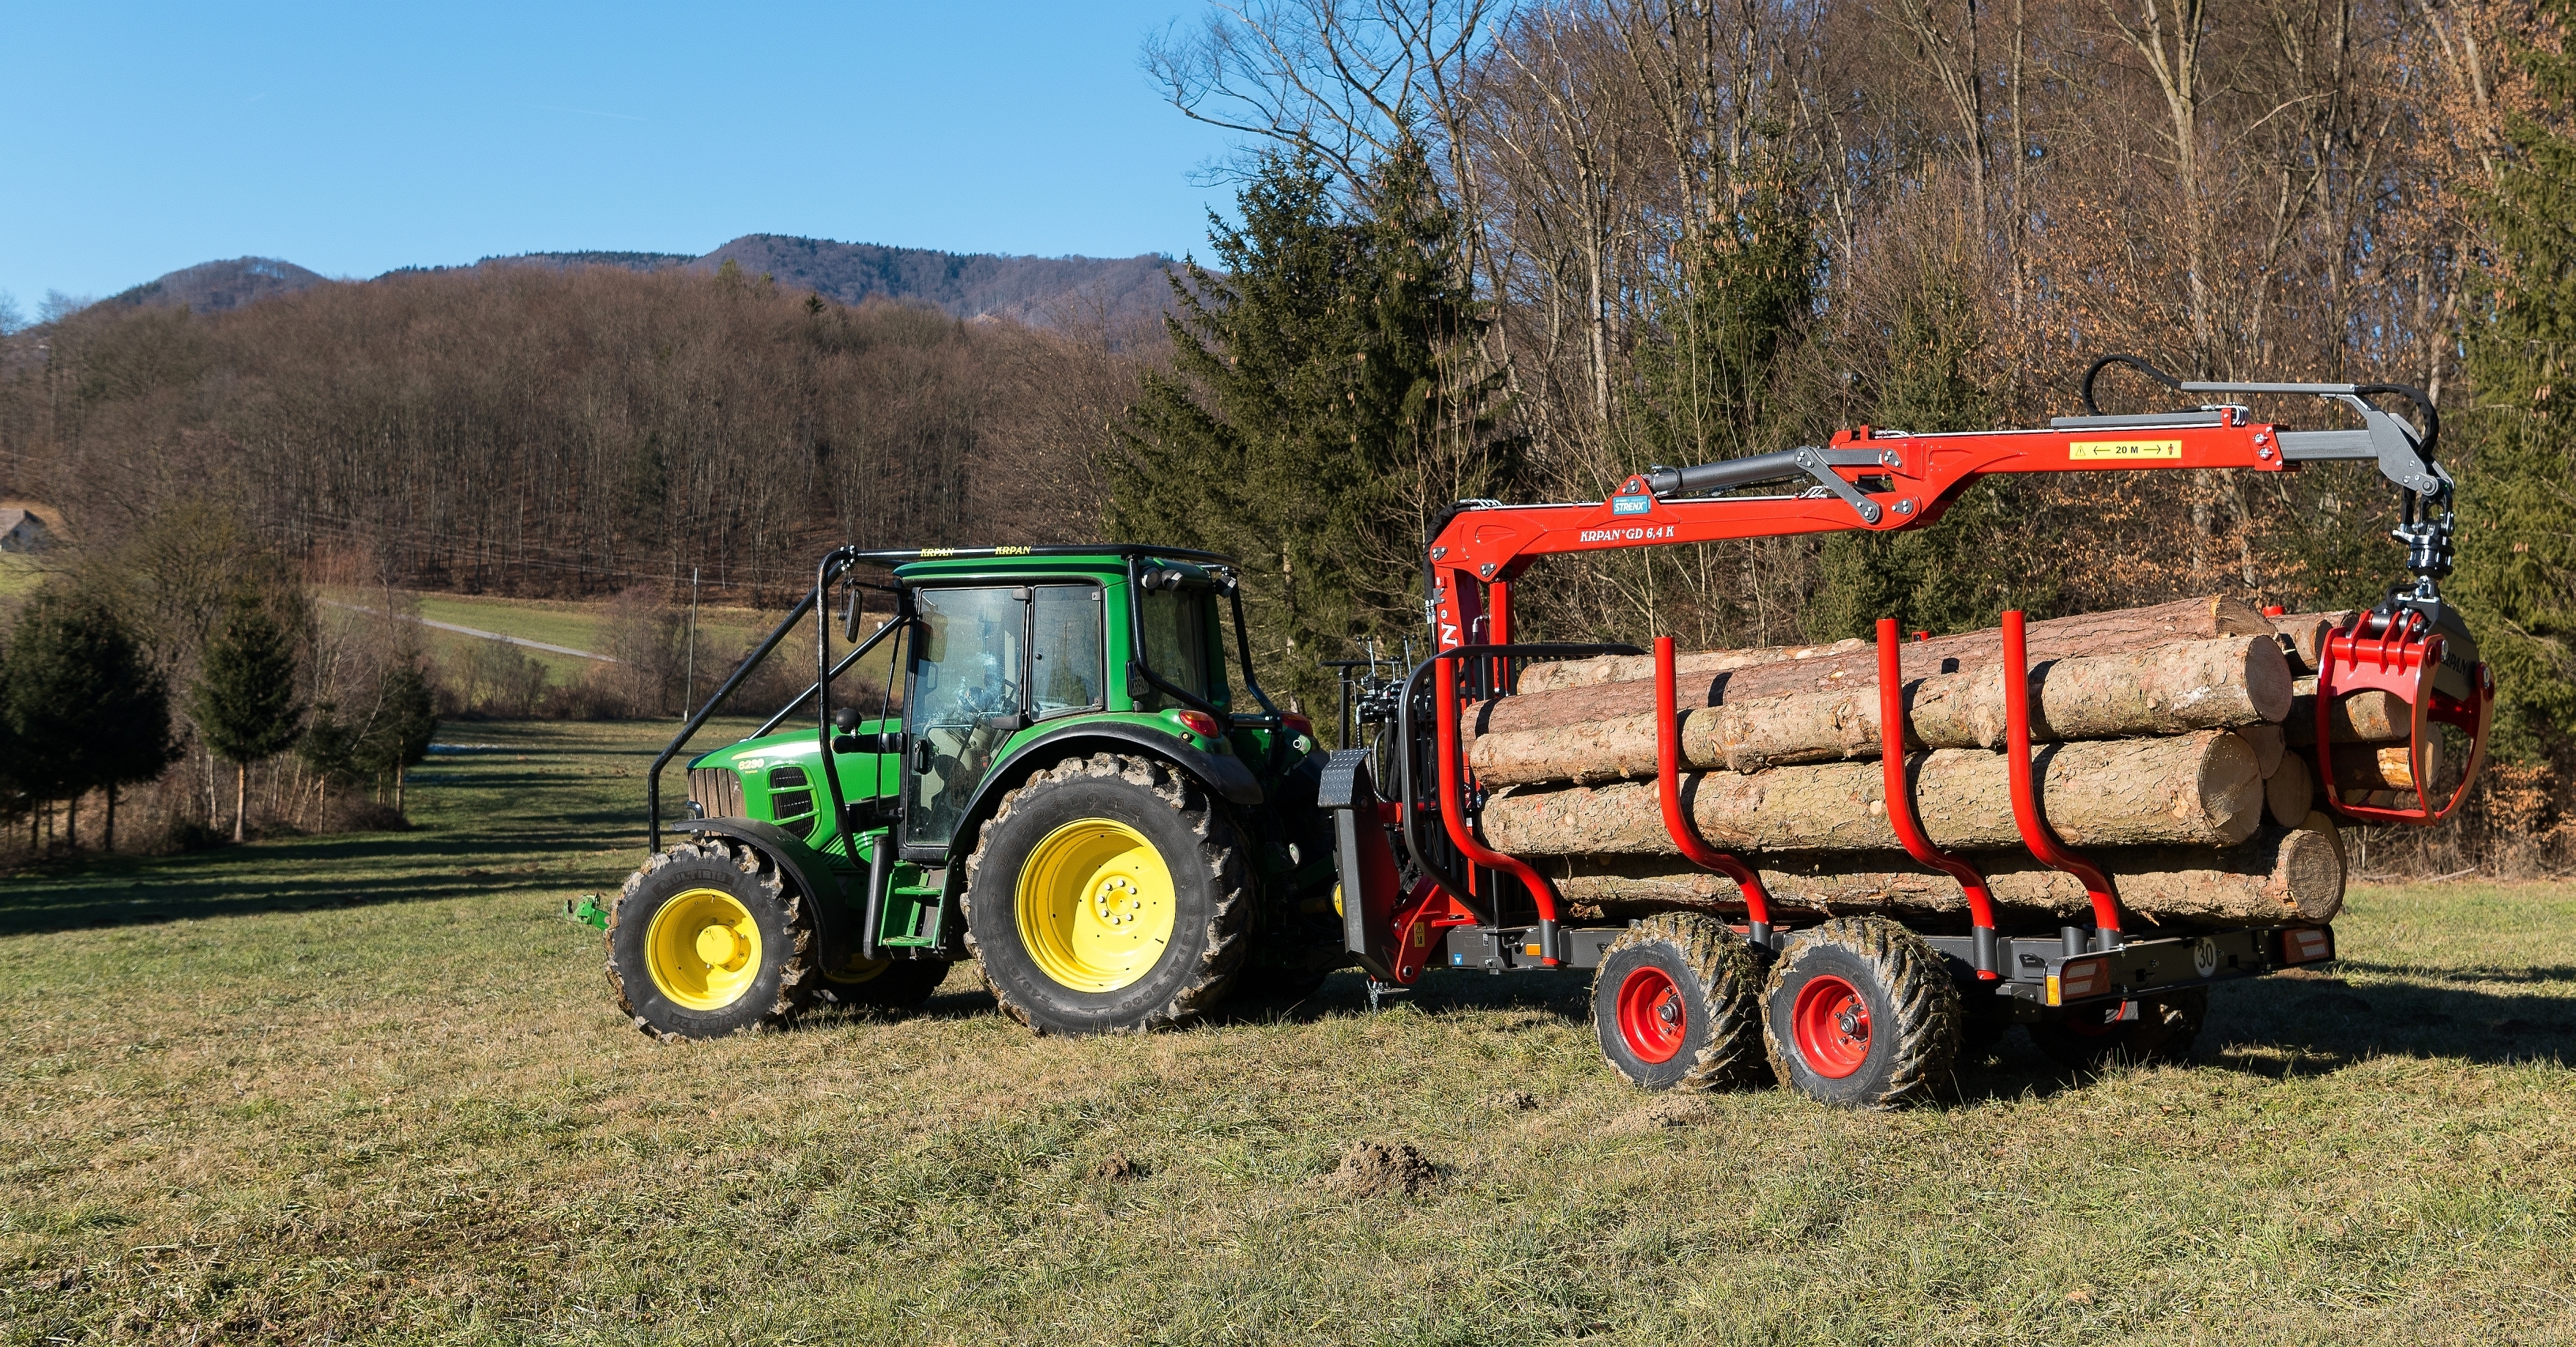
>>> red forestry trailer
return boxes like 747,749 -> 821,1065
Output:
1320,356 -> 2491,1106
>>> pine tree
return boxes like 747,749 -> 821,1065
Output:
354,661 -> 438,812
2454,0 -> 2576,763
1,587 -> 175,850
189,593 -> 304,843
1110,143 -> 1513,722
1804,252 -> 2057,640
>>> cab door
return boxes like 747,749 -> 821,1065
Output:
900,583 -> 1107,854
903,586 -> 1027,853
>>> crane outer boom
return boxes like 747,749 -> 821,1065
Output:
1430,416 -> 2294,650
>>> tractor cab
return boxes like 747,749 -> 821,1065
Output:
608,546 -> 1337,1040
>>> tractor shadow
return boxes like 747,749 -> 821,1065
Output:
1215,967 -> 1595,1028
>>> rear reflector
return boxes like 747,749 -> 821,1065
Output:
2057,956 -> 2110,1002
2281,927 -> 2334,965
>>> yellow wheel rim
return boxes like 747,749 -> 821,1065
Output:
1015,818 -> 1177,993
644,887 -> 765,1010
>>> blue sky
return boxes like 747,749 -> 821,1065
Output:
0,1 -> 1240,308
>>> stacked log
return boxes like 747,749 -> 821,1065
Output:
1464,598 -> 2413,930
1543,813 -> 2347,926
1468,636 -> 2291,782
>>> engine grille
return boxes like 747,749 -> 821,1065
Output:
687,766 -> 745,819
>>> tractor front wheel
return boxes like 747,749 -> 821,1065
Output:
1760,917 -> 1961,1109
964,754 -> 1250,1035
607,837 -> 818,1039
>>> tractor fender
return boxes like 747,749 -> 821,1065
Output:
971,720 -> 1266,814
673,816 -> 860,969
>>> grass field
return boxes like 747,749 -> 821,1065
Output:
321,590 -> 780,687
0,551 -> 57,603
4,719 -> 2573,1346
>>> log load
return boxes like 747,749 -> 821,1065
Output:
1542,816 -> 2346,926
1467,635 -> 2290,784
1480,729 -> 2264,856
2272,610 -> 2356,675
1488,595 -> 2279,736
2284,676 -> 2410,744
2264,749 -> 2317,827
2239,722 -> 2288,778
2327,738 -> 2449,795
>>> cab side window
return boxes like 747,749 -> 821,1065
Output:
1031,585 -> 1104,719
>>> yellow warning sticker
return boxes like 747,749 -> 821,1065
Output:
2069,438 -> 2184,460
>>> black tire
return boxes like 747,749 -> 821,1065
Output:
2029,986 -> 2208,1071
815,957 -> 952,1011
607,836 -> 817,1040
1760,917 -> 1961,1109
963,753 -> 1250,1035
1590,913 -> 1768,1091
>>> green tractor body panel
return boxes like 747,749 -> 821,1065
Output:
667,546 -> 1336,974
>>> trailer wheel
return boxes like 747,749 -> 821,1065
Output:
1761,917 -> 1960,1109
607,837 -> 817,1040
2029,987 -> 2207,1071
963,753 -> 1248,1035
1590,914 -> 1767,1091
815,956 -> 952,1011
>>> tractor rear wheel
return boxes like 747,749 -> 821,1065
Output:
607,836 -> 818,1039
963,753 -> 1249,1035
2029,987 -> 2208,1071
1760,917 -> 1961,1109
1590,913 -> 1768,1091
815,956 -> 951,1011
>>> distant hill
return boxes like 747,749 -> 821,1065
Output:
101,238 -> 1178,331
106,257 -> 326,314
479,250 -> 696,273
691,235 -> 1177,327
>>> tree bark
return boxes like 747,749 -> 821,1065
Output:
1491,595 -> 2276,735
1482,728 -> 2263,856
234,763 -> 248,844
1543,818 -> 2344,926
104,785 -> 117,854
1469,636 -> 2289,784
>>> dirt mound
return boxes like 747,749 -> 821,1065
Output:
1609,1095 -> 1717,1133
1320,1142 -> 1437,1197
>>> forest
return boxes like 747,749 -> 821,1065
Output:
0,0 -> 2568,867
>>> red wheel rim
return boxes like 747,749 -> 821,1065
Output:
1614,964 -> 1687,1064
1790,974 -> 1872,1079
2060,1002 -> 2126,1038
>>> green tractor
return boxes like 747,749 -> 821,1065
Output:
608,546 -> 1342,1038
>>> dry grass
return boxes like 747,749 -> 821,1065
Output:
4,719 -> 2573,1345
